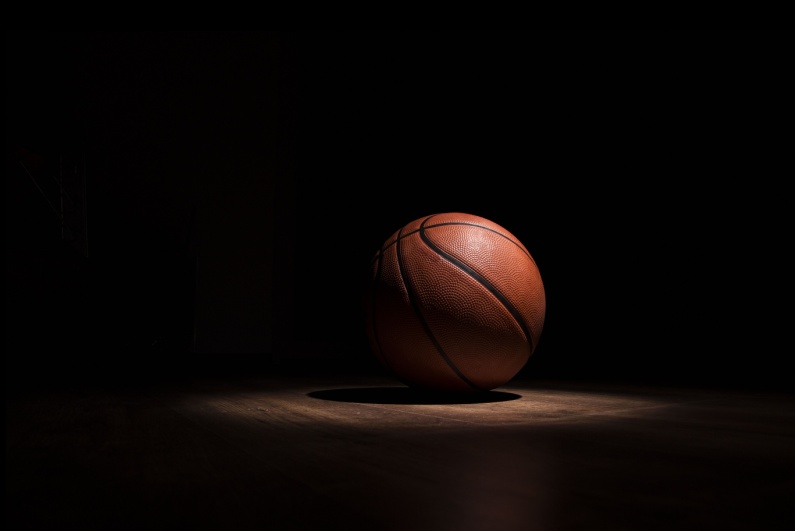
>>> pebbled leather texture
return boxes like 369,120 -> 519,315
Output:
365,213 -> 546,392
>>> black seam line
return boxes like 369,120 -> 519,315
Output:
369,250 -> 394,374
419,217 -> 536,355
388,222 -> 422,386
371,221 -> 538,269
397,218 -> 484,392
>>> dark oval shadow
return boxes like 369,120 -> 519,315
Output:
307,387 -> 521,405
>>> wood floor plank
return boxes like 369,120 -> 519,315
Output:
6,377 -> 795,531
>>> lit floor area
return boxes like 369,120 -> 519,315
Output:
6,374 -> 795,531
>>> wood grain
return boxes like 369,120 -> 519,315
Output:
6,376 -> 795,530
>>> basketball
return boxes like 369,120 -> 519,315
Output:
364,213 -> 546,392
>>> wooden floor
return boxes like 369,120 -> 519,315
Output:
6,373 -> 795,531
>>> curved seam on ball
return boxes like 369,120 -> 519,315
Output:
399,217 -> 484,392
419,218 -> 536,355
374,220 -> 539,270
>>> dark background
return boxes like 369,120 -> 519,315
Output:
5,31 -> 790,392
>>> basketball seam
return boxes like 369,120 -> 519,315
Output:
371,219 -> 539,269
396,220 -> 484,392
372,225 -> 424,390
419,216 -> 536,354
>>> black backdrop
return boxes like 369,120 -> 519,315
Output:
5,31 -> 790,391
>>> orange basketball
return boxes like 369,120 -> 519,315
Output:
364,213 -> 546,392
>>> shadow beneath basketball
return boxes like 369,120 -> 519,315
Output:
307,387 -> 521,405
